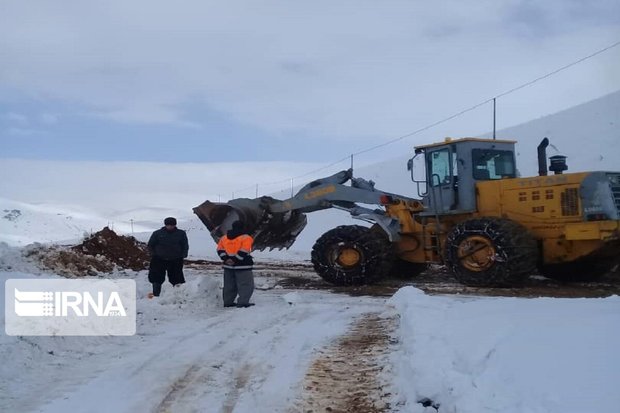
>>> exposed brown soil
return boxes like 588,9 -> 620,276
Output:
72,226 -> 150,271
297,314 -> 395,413
275,265 -> 620,299
24,246 -> 115,277
181,258 -> 620,299
21,227 -> 150,277
184,258 -> 314,272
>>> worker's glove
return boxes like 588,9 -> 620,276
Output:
224,258 -> 235,266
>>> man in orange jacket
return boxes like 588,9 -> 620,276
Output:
216,221 -> 255,308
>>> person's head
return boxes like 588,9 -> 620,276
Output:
164,217 -> 177,230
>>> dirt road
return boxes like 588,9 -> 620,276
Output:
296,314 -> 396,413
4,259 -> 619,413
257,261 -> 620,299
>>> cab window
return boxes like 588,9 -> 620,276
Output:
472,149 -> 516,180
428,148 -> 451,186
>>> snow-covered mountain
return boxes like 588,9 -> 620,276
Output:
1,90 -> 618,255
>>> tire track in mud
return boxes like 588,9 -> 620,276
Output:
150,336 -> 261,413
130,311 -> 237,380
297,314 -> 396,413
222,363 -> 253,413
154,356 -> 253,413
156,364 -> 206,413
150,302 -> 309,412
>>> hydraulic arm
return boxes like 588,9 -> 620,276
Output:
193,169 -> 412,250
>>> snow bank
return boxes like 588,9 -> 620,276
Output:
0,269 -> 223,411
389,287 -> 620,413
0,242 -> 47,274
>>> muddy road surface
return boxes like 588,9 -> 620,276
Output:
296,314 -> 396,413
186,259 -> 620,299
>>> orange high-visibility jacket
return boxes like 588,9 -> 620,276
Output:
216,234 -> 254,269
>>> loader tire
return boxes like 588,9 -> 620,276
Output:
445,218 -> 538,287
311,225 -> 394,286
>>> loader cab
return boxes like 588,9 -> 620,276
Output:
408,138 -> 517,214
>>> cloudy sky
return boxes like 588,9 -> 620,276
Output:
1,0 -> 618,164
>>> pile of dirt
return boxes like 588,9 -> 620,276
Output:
72,227 -> 150,271
14,227 -> 150,277
24,245 -> 115,277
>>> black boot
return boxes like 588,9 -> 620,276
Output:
236,303 -> 255,308
152,283 -> 162,297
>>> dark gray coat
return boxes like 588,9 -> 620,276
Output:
148,227 -> 189,260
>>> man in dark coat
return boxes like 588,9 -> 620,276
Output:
147,217 -> 189,297
216,221 -> 255,308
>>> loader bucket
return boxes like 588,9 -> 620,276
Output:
193,197 -> 307,251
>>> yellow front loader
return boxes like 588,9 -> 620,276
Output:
194,137 -> 620,287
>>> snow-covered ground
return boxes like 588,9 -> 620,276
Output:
0,267 -> 389,413
390,287 -> 620,413
1,253 -> 619,412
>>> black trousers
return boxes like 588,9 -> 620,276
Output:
148,256 -> 185,288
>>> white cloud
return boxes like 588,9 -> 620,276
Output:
89,106 -> 201,129
6,127 -> 38,136
40,113 -> 59,125
3,112 -> 28,124
0,0 -> 618,143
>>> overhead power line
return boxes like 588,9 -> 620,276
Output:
228,39 -> 620,199
353,39 -> 620,157
493,40 -> 620,100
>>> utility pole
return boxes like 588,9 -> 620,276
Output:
493,98 -> 497,140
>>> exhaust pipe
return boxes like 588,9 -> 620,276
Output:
538,138 -> 549,176
549,155 -> 568,175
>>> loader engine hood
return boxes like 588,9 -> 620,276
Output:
193,197 -> 308,251
581,172 -> 620,221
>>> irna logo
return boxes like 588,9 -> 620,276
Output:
5,279 -> 136,336
14,289 -> 127,317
